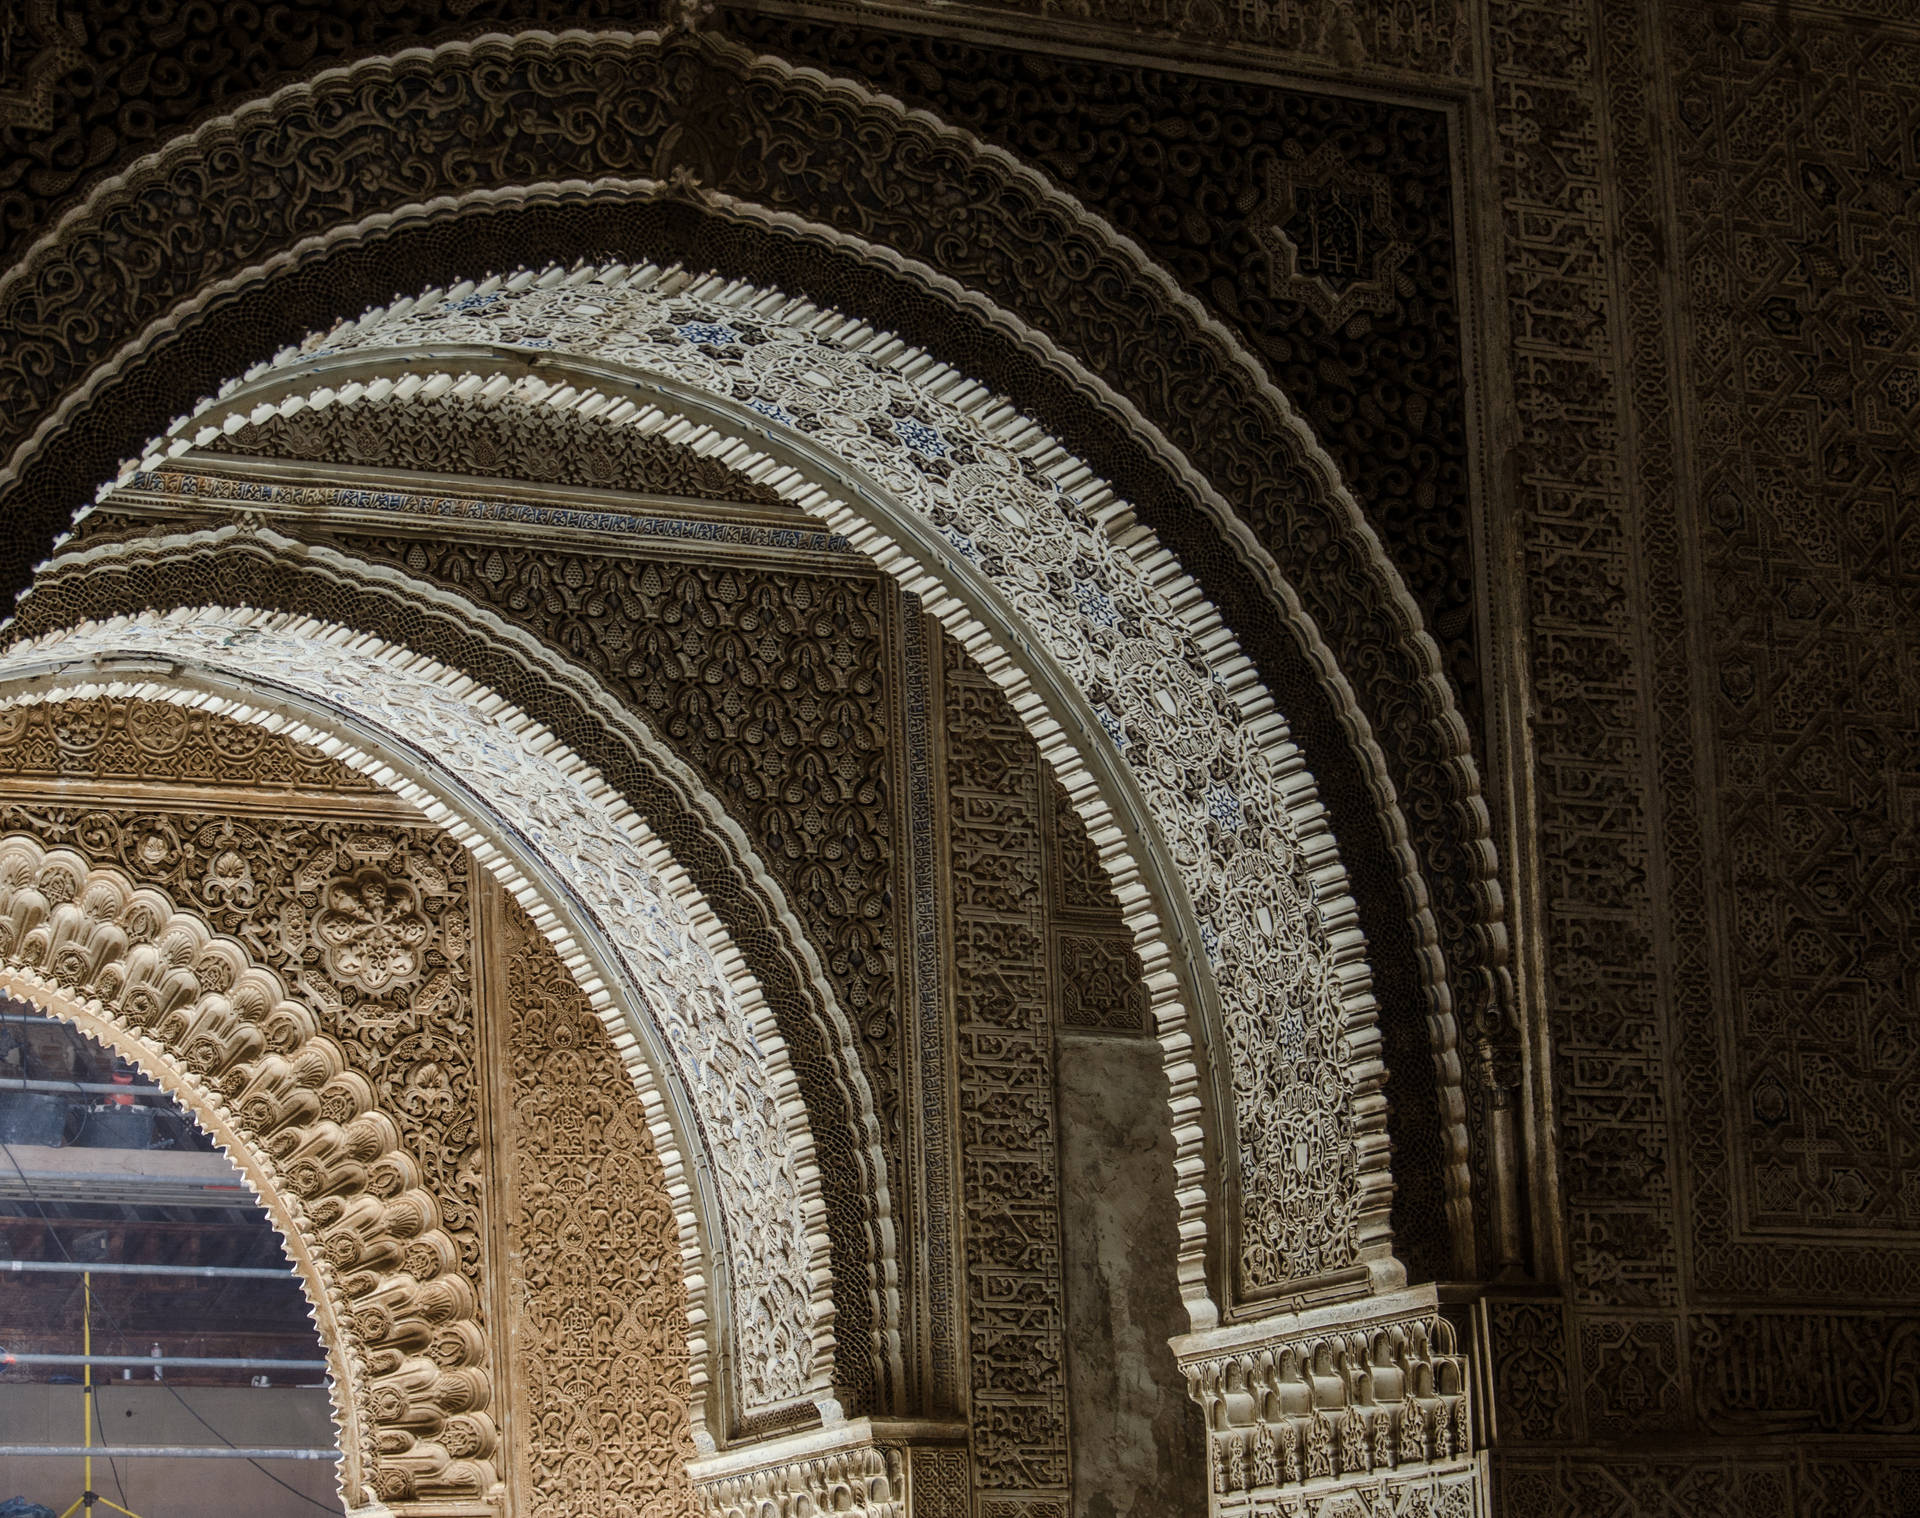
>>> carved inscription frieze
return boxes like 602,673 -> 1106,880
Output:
210,388 -> 789,506
0,696 -> 379,794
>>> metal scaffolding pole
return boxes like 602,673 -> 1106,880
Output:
4,1353 -> 329,1372
3,1259 -> 294,1282
1,1447 -> 339,1462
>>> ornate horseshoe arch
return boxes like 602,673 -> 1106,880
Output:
0,24 -> 1515,1285
0,833 -> 473,1515
0,609 -> 841,1450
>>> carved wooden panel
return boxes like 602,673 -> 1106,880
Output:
498,892 -> 699,1514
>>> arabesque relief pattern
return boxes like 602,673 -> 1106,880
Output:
942,637 -> 1070,1514
0,800 -> 487,1297
0,829 -> 496,1511
1489,0 -> 1920,1504
0,26 -> 1500,1308
1178,1305 -> 1475,1514
500,897 -> 701,1515
0,31 -> 1494,1302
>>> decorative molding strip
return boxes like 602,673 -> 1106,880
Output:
1174,1287 -> 1480,1514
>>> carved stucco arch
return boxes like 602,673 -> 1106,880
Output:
0,607 -> 840,1446
8,527 -> 904,1412
77,255 -> 1418,1329
0,833 -> 484,1515
0,25 -> 1507,1278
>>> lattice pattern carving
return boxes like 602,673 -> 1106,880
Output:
942,639 -> 1070,1508
0,832 -> 494,1510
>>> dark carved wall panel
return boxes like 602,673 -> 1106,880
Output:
1487,0 -> 1920,1500
0,1 -> 662,256
942,631 -> 1071,1513
727,14 -> 1481,741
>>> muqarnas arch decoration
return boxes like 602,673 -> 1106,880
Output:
86,259 -> 1402,1318
0,834 -> 482,1512
0,608 -> 838,1444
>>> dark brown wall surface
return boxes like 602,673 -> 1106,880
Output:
1483,0 -> 1920,1509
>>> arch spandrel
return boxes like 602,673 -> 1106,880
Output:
0,608 -> 839,1444
0,29 -> 1504,1294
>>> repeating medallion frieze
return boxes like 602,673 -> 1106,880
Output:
0,695 -> 380,793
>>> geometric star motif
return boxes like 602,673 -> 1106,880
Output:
1255,140 -> 1415,328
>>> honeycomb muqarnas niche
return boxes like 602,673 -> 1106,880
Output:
0,2 -> 1917,1512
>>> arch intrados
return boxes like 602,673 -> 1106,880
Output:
0,609 -> 837,1439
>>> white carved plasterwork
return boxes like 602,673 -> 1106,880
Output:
141,262 -> 1395,1303
0,607 -> 830,1429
